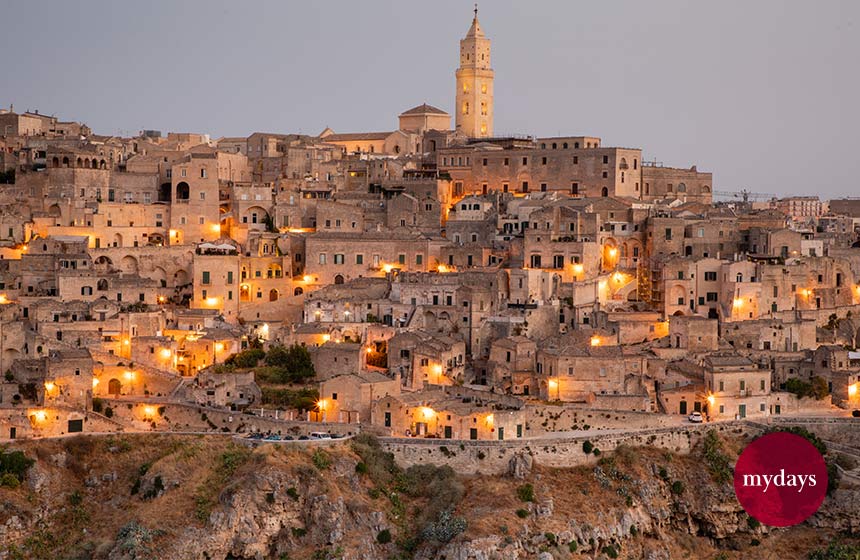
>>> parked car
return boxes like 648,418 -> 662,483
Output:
688,411 -> 704,423
310,432 -> 332,440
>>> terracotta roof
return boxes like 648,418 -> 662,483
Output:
399,103 -> 449,116
321,131 -> 394,142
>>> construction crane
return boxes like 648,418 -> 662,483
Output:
713,189 -> 776,203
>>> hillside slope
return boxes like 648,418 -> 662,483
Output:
0,432 -> 857,560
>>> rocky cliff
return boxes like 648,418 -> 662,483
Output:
0,430 -> 857,560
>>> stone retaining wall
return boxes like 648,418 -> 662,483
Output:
380,421 -> 757,475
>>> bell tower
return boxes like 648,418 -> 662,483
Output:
455,5 -> 494,138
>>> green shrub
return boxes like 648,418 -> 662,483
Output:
516,483 -> 535,503
376,529 -> 392,544
0,472 -> 20,488
263,344 -> 315,381
602,544 -> 620,559
515,508 -> 529,518
785,376 -> 829,400
593,448 -> 601,456
312,449 -> 332,470
104,406 -> 114,418
286,487 -> 300,501
231,348 -> 265,369
582,440 -> 593,454
809,542 -> 860,560
291,527 -> 307,538
355,461 -> 368,474
702,430 -> 732,484
0,448 -> 34,483
747,515 -> 761,530
671,480 -> 685,495
420,510 -> 466,543
92,397 -> 104,413
568,541 -> 577,553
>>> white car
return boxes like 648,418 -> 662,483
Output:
688,411 -> 704,423
309,432 -> 332,440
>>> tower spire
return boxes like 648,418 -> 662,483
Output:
474,3 -> 478,20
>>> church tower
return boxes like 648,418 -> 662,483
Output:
455,5 -> 494,138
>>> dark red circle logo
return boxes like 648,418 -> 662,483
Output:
734,431 -> 828,527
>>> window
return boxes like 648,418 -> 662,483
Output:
571,182 -> 579,195
200,168 -> 207,178
521,181 -> 529,193
665,228 -> 672,240
319,254 -> 326,265
719,381 -> 724,391
227,271 -> 233,284
202,271 -> 210,285
541,157 -> 547,165
603,155 -> 609,164
334,254 -> 344,265
705,271 -> 717,281
416,254 -> 423,265
398,254 -> 406,265
199,191 -> 206,200
356,254 -> 363,265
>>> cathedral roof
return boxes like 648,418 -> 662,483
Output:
399,103 -> 449,116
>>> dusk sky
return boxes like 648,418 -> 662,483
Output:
2,0 -> 857,197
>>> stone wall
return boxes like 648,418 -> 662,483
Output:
101,399 -> 358,438
524,405 -> 681,436
381,421 -> 756,475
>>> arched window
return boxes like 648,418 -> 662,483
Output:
601,187 -> 609,197
394,145 -> 400,154
176,182 -> 190,200
334,274 -> 345,285
52,157 -> 59,167
97,279 -> 109,291
678,183 -> 687,193
294,287 -> 304,296
269,289 -> 279,302
81,286 -> 93,296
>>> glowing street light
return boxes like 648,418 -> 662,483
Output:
548,378 -> 560,400
733,298 -> 744,308
590,335 -> 601,347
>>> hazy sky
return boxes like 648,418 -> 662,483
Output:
2,0 -> 858,197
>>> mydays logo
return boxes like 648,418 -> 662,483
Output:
733,431 -> 828,527
741,469 -> 818,493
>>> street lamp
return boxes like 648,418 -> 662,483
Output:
548,378 -> 560,401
